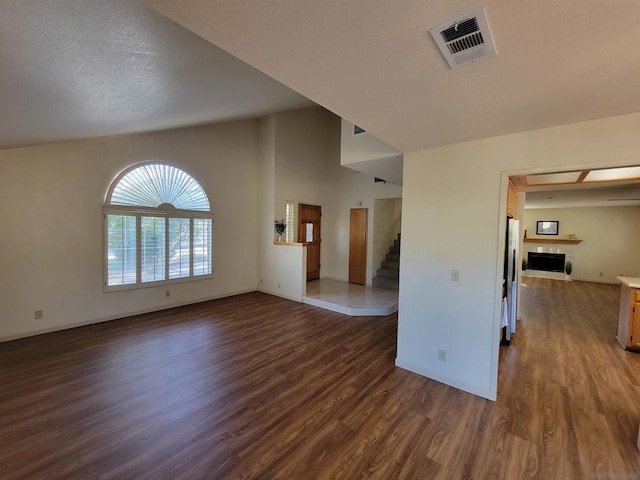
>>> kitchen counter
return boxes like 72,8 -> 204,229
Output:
617,276 -> 640,288
616,277 -> 640,350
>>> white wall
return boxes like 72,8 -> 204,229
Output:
340,119 -> 403,185
523,206 -> 640,283
340,119 -> 401,166
397,112 -> 640,400
274,108 -> 331,221
0,121 -> 259,341
260,108 -> 402,289
257,114 -> 307,301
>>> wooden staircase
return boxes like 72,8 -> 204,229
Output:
372,234 -> 400,290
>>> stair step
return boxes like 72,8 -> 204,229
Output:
381,260 -> 399,270
377,268 -> 399,279
386,253 -> 400,262
372,276 -> 399,290
389,246 -> 400,255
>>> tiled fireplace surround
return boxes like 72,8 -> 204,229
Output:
523,246 -> 574,281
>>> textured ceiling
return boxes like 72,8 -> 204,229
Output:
144,0 -> 640,153
0,0 -> 312,149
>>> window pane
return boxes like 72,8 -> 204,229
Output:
141,216 -> 165,283
110,164 -> 210,211
107,214 -> 137,286
285,202 -> 295,243
306,223 -> 313,242
193,218 -> 212,276
169,218 -> 191,279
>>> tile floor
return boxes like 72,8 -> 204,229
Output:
303,278 -> 398,316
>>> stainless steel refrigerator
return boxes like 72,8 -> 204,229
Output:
504,217 -> 519,343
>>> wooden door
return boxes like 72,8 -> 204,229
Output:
298,204 -> 321,281
349,208 -> 367,285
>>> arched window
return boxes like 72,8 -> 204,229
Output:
104,163 -> 213,290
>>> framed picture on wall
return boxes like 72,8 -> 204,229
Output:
536,220 -> 559,235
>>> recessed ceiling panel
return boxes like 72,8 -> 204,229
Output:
525,172 -> 583,186
583,166 -> 640,182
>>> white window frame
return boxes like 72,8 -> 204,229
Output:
284,201 -> 297,243
103,163 -> 213,292
103,206 -> 214,292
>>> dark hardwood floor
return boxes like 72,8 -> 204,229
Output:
0,280 -> 639,479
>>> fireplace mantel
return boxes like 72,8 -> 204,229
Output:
524,238 -> 582,245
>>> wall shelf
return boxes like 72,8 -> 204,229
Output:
524,238 -> 582,244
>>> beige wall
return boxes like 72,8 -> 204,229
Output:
257,114 -> 307,301
0,121 -> 259,341
261,107 -> 402,289
398,112 -> 640,400
340,119 -> 400,166
523,206 -> 640,283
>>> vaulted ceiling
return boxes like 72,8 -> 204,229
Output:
0,0 -> 312,149
3,1 -> 640,157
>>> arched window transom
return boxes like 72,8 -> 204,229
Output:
108,163 -> 210,211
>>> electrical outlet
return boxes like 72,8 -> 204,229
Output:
451,270 -> 460,282
34,310 -> 43,320
599,272 -> 603,277
165,290 -> 170,297
438,349 -> 447,362
277,282 -> 281,289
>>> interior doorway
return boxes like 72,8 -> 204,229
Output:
298,203 -> 321,280
496,164 -> 640,396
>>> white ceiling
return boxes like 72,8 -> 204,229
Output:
0,0 -> 312,149
144,0 -> 640,153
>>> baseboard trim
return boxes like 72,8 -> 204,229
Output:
0,288 -> 257,344
257,288 -> 303,303
395,357 -> 496,401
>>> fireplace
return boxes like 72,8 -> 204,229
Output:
528,252 -> 565,272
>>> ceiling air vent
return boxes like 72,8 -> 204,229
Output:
353,125 -> 367,136
429,7 -> 497,69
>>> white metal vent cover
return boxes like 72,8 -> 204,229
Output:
429,7 -> 497,69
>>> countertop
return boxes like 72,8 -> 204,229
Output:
617,276 -> 640,288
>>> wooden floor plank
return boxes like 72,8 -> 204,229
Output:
1,282 -> 640,479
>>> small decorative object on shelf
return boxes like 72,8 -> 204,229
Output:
274,219 -> 286,242
565,261 -> 573,280
568,233 -> 577,240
